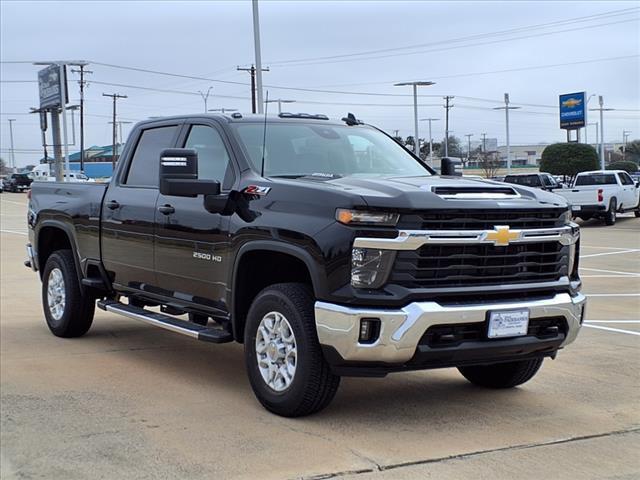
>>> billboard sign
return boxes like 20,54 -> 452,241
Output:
38,65 -> 67,109
559,91 -> 586,129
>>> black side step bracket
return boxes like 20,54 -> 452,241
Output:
97,300 -> 233,343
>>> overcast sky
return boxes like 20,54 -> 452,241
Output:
1,0 -> 639,167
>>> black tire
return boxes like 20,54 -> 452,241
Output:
458,358 -> 544,388
42,249 -> 95,337
635,210 -> 640,218
604,198 -> 617,225
244,283 -> 340,417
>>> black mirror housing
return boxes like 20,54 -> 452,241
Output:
441,157 -> 463,176
159,148 -> 221,197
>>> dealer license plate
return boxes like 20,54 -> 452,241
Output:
488,309 -> 529,338
571,205 -> 582,211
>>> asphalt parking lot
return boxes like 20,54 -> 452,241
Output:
1,191 -> 638,480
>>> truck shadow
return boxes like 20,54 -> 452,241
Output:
86,322 -> 538,423
575,214 -> 639,228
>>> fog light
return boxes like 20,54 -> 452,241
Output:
359,318 -> 381,344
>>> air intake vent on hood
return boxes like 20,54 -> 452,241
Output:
432,186 -> 519,199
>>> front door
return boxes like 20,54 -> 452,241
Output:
101,123 -> 181,292
154,122 -> 237,318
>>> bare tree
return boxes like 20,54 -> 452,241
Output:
478,151 -> 501,178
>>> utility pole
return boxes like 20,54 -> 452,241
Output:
265,98 -> 295,114
252,0 -> 265,114
198,87 -> 213,113
589,96 -> 614,170
237,65 -> 269,113
481,132 -> 487,152
622,130 -> 631,155
493,93 -> 521,173
419,118 -> 439,166
7,119 -> 16,172
102,93 -> 127,167
70,64 -> 91,171
465,133 -> 474,165
209,108 -> 238,114
109,121 -> 132,145
443,96 -> 454,157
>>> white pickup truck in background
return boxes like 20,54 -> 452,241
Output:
555,170 -> 640,225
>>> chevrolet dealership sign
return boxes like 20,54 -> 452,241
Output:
38,64 -> 67,109
559,92 -> 586,130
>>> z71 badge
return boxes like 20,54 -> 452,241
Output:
243,185 -> 271,196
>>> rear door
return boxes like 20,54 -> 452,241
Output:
153,121 -> 237,317
101,122 -> 181,292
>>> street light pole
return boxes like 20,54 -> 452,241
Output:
420,118 -> 439,166
198,87 -> 213,113
493,93 -> 521,173
589,96 -> 614,170
395,81 -> 436,157
8,119 -> 16,172
252,0 -> 265,114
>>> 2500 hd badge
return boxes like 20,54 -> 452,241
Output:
193,251 -> 222,262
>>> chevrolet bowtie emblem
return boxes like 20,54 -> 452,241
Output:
485,226 -> 520,246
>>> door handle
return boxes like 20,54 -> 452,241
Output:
158,204 -> 175,215
107,200 -> 120,210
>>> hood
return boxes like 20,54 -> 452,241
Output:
285,174 -> 568,211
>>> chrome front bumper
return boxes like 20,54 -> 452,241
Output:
315,292 -> 586,364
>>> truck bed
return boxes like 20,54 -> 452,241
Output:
29,181 -> 109,271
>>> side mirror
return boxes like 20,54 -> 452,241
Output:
159,148 -> 220,197
441,157 -> 463,176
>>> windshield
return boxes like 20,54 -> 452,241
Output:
505,175 -> 541,187
232,122 -> 430,178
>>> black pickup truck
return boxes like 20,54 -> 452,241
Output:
26,113 -> 586,416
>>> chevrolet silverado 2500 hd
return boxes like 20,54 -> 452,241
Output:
26,113 -> 586,416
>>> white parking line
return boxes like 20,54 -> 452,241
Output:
583,324 -> 640,336
579,267 -> 640,277
581,249 -> 640,258
581,245 -> 640,251
586,293 -> 640,297
0,200 -> 27,206
585,320 -> 640,324
0,229 -> 26,236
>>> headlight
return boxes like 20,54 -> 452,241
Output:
560,209 -> 572,224
337,209 -> 399,226
351,248 -> 396,289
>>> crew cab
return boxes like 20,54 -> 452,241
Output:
504,172 -> 563,191
26,113 -> 586,416
3,173 -> 33,192
555,170 -> 640,225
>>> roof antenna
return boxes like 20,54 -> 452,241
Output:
260,90 -> 269,177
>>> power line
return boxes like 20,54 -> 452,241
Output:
266,17 -> 639,68
267,7 -> 638,65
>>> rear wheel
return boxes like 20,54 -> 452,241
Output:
42,250 -> 95,337
604,198 -> 617,225
244,283 -> 340,417
458,358 -> 544,388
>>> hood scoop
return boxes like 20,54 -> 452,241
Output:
432,185 -> 520,199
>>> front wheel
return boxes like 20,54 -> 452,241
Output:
42,250 -> 95,337
244,283 -> 340,417
458,358 -> 544,388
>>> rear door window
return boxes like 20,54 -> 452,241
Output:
125,125 -> 179,187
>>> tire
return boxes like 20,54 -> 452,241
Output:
244,283 -> 340,417
604,198 -> 617,225
458,358 -> 544,388
635,210 -> 640,218
42,249 -> 95,337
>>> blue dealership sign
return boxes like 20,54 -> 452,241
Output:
559,92 -> 586,129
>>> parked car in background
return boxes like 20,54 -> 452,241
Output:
504,172 -> 562,191
555,170 -> 640,225
2,173 -> 33,192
